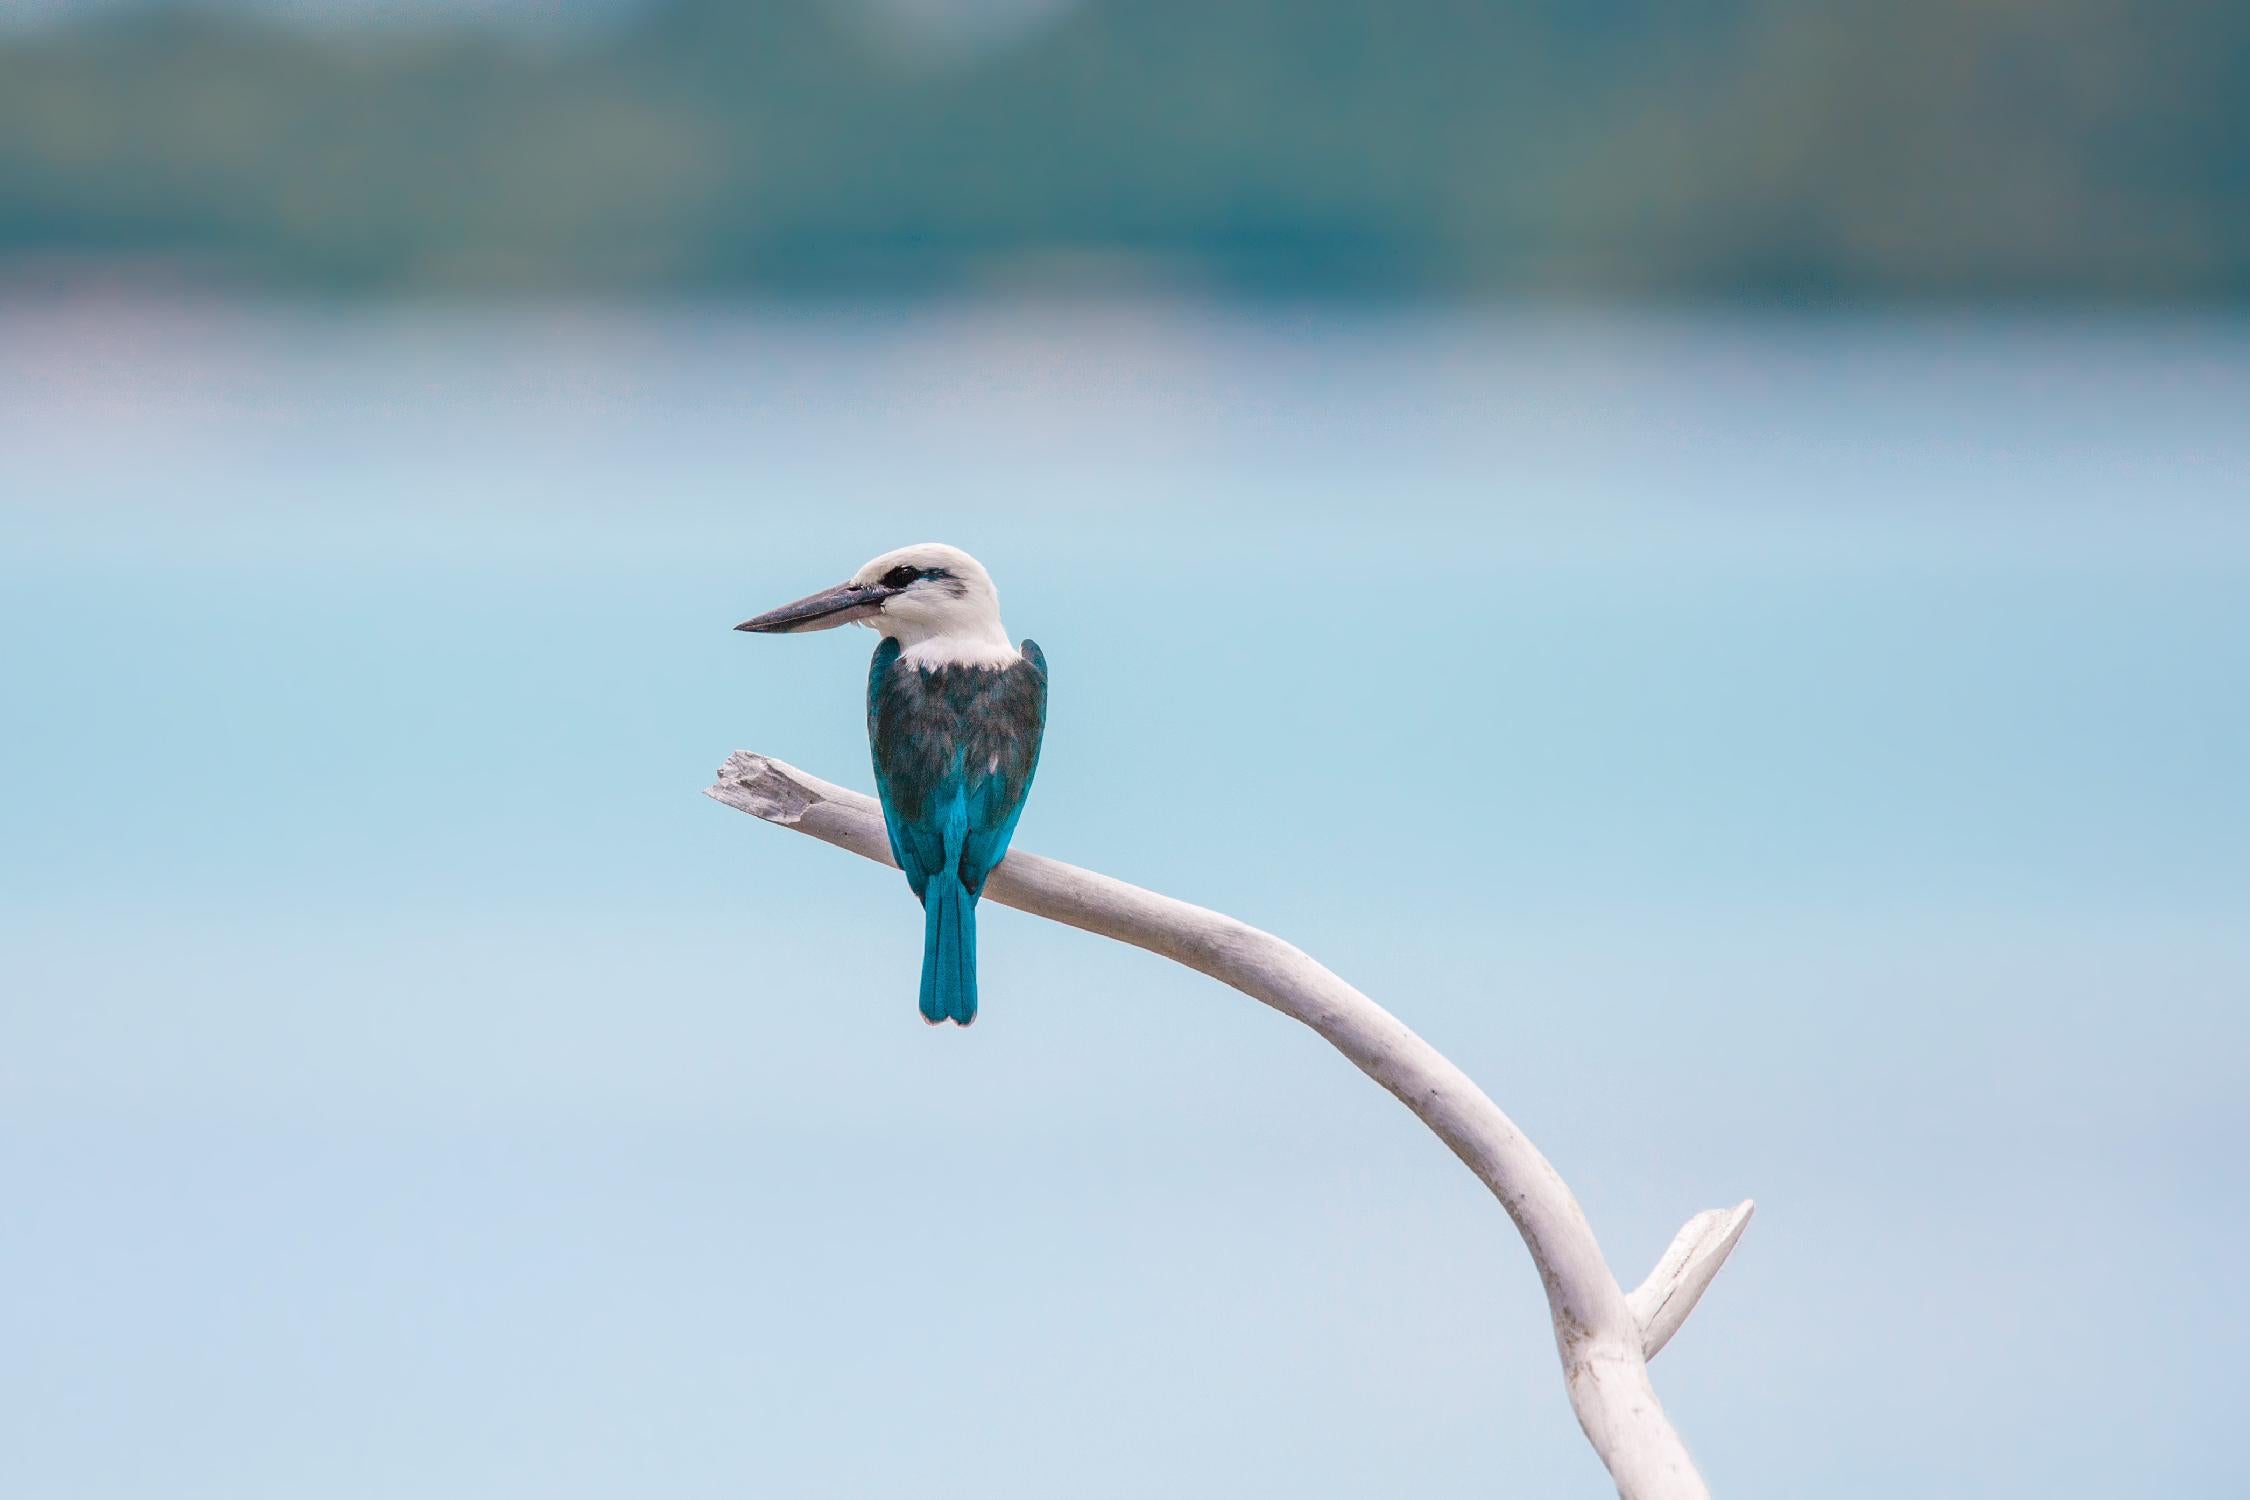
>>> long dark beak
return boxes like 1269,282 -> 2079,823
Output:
735,580 -> 893,634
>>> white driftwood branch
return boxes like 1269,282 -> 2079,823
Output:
707,751 -> 1752,1499
1628,1202 -> 1757,1362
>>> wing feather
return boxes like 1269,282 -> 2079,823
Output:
868,639 -> 1048,902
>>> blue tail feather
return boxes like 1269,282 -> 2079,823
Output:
918,877 -> 979,1026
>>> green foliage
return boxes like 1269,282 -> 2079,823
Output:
1,0 -> 2243,297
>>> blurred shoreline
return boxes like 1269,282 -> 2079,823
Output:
6,0 -> 2246,306
13,256 -> 2250,321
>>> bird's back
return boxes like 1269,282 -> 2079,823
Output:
867,638 -> 1047,1024
867,640 -> 1046,850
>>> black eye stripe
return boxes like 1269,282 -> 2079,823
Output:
879,564 -> 953,590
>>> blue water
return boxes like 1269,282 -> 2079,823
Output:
4,298 -> 2247,1497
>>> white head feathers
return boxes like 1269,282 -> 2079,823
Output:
850,543 -> 1018,667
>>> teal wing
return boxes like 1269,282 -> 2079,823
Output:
866,636 -> 928,896
867,638 -> 1047,902
958,640 -> 1046,894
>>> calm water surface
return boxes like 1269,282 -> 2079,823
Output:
4,299 -> 2246,1498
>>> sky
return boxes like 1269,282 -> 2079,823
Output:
3,295 -> 2247,1497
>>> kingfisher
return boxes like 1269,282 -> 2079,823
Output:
736,544 -> 1047,1026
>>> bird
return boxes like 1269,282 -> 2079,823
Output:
736,544 -> 1047,1026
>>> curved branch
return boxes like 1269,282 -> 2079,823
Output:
707,751 -> 1750,1499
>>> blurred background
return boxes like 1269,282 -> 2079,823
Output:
3,3 -> 2247,1498
4,0 -> 2249,298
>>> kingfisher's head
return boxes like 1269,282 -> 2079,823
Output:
736,542 -> 1009,649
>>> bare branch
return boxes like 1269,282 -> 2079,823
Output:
708,751 -> 1752,1499
1629,1201 -> 1756,1361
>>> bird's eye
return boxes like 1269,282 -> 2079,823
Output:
880,565 -> 921,590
